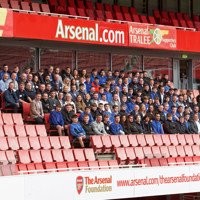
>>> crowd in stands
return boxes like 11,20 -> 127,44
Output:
1,64 -> 200,148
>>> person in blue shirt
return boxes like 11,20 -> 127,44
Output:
164,81 -> 171,92
104,85 -> 113,102
84,75 -> 91,93
151,113 -> 164,134
143,96 -> 149,111
127,96 -> 136,113
70,115 -> 89,148
110,115 -> 125,135
97,69 -> 107,86
171,106 -> 179,122
79,106 -> 94,124
184,113 -> 190,131
49,104 -> 65,136
51,74 -> 62,92
151,87 -> 158,100
0,64 -> 10,80
90,69 -> 97,83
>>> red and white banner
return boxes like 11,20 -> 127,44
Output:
128,23 -> 177,50
13,13 -> 128,46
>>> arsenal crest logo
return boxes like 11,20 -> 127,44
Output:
76,176 -> 84,195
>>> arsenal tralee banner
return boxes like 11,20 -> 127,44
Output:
128,23 -> 177,50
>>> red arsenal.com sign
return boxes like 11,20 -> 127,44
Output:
128,23 -> 177,50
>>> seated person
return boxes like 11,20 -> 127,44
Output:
70,115 -> 89,148
75,94 -> 86,113
151,113 -> 164,134
24,82 -> 36,103
120,114 -> 131,135
49,104 -> 64,136
130,114 -> 144,135
110,115 -> 125,135
79,106 -> 94,124
163,113 -> 178,134
41,92 -> 50,113
188,113 -> 199,134
91,114 -> 107,135
61,104 -> 75,126
142,115 -> 154,134
110,105 -> 119,123
48,90 -> 59,112
16,82 -> 28,108
97,103 -> 104,117
90,103 -> 98,120
176,116 -> 189,134
103,104 -> 112,119
4,82 -> 19,113
30,93 -> 44,124
119,104 -> 128,116
80,114 -> 94,136
103,114 -> 112,135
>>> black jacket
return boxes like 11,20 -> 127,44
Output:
188,120 -> 198,134
129,122 -> 143,135
120,123 -> 132,135
155,110 -> 165,124
128,82 -> 139,95
48,97 -> 59,112
104,122 -> 112,135
163,120 -> 178,134
81,122 -> 94,135
176,122 -> 189,134
142,121 -> 152,134
91,109 -> 98,120
61,109 -> 74,125
41,99 -> 50,113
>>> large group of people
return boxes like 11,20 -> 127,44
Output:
1,64 -> 200,147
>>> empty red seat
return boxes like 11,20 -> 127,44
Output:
29,137 -> 41,150
113,5 -> 120,13
67,162 -> 78,171
105,11 -> 113,20
110,135 -> 121,148
168,146 -> 178,157
49,136 -> 61,149
68,6 -> 77,16
132,14 -> 140,23
101,135 -> 112,153
0,137 -> 8,151
176,12 -> 183,21
180,20 -> 187,27
67,0 -> 75,7
21,1 -> 30,10
184,145 -> 193,157
177,134 -> 186,145
6,150 -> 16,164
104,3 -> 112,12
184,157 -> 194,165
119,135 -> 129,148
18,150 -> 31,163
17,164 -> 28,175
185,134 -> 194,145
77,0 -> 85,9
52,149 -> 64,162
128,135 -> 138,147
151,146 -> 162,158
35,163 -> 44,173
15,125 -> 26,137
0,151 -> 8,164
25,125 -> 37,137
172,19 -> 180,26
193,156 -> 200,164
35,125 -> 47,136
153,134 -> 163,146
115,12 -> 124,21
98,160 -> 109,170
192,134 -> 200,145
0,125 -> 5,137
56,162 -> 68,172
18,137 -> 30,150
77,8 -> 87,17
192,145 -> 200,156
143,147 -> 153,159
193,15 -> 199,22
31,2 -> 41,12
10,0 -> 20,10
62,149 -> 75,162
149,158 -> 160,167
86,9 -> 95,20
44,162 -> 57,172
88,161 -> 99,170
145,135 -> 155,146
7,137 -> 19,150
26,163 -> 36,174
161,11 -> 170,20
123,12 -> 132,21
73,149 -> 85,162
169,135 -> 178,146
136,135 -> 147,147
153,10 -> 161,23
39,136 -> 51,149
140,15 -> 148,23
140,158 -> 151,167
41,149 -> 53,162
95,2 -> 104,10
176,157 -> 185,166
4,125 -> 15,137
160,146 -> 170,158
159,158 -> 168,166
125,147 -> 136,164
85,1 -> 93,10
29,150 -> 42,163
84,149 -> 95,161
183,13 -> 190,21
108,160 -> 119,169
12,113 -> 23,125
59,136 -> 71,149
167,157 -> 177,166
40,4 -> 51,13
169,12 -> 176,20
121,6 -> 129,14
187,20 -> 194,28
134,147 -> 144,159
0,115 -> 3,125
91,136 -> 103,153
96,10 -> 105,21
0,2 -> 10,8
130,7 -> 137,15
78,161 -> 89,170
176,145 -> 186,157
115,147 -> 127,165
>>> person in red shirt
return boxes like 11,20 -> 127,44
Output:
91,77 -> 100,93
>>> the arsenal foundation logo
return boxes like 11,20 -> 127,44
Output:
76,176 -> 84,195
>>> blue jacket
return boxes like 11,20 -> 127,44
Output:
70,123 -> 86,137
97,75 -> 107,85
49,110 -> 64,126
90,75 -> 96,83
110,122 -> 123,135
3,88 -> 18,106
110,113 -> 119,123
84,81 -> 91,93
172,113 -> 179,122
0,71 -> 10,80
151,92 -> 158,100
151,120 -> 164,134
79,112 -> 94,124
104,91 -> 113,102
127,102 -> 136,113
51,80 -> 62,91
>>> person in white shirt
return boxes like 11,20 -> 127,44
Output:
193,113 -> 200,134
99,94 -> 108,110
7,72 -> 18,91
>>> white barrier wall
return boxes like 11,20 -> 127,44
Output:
2,165 -> 200,200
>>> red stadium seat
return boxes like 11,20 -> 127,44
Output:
56,162 -> 68,172
17,164 -> 28,175
177,134 -> 186,145
77,0 -> 85,9
73,149 -> 85,161
86,9 -> 95,20
179,20 -> 187,27
104,3 -> 112,12
6,150 -> 16,164
105,11 -> 113,20
169,12 -> 176,20
25,163 -> 36,174
113,5 -> 120,13
12,114 -> 23,125
128,135 -> 138,147
176,12 -> 183,21
130,7 -> 137,15
134,147 -> 144,159
35,125 -> 47,136
115,147 -> 128,165
153,10 -> 161,23
172,19 -> 180,27
187,20 -> 194,28
0,137 -> 8,151
192,145 -> 200,156
169,134 -> 178,146
15,125 -> 26,137
84,149 -> 95,161
18,150 -> 31,163
136,135 -> 147,147
193,156 -> 200,164
35,163 -> 44,173
121,6 -> 129,14
168,146 -> 178,157
193,15 -> 199,22
123,12 -> 132,21
25,125 -> 37,137
110,135 -> 121,148
39,136 -> 51,149
176,145 -> 186,157
0,2 -> 10,8
132,14 -> 140,23
77,8 -> 87,17
21,1 -> 31,11
40,4 -> 51,13
49,136 -> 61,149
52,149 -> 64,162
108,160 -> 119,169
176,157 -> 185,166
91,136 -> 103,153
18,137 -> 30,150
85,1 -> 94,10
44,162 -> 57,172
185,134 -> 194,145
167,157 -> 177,166
151,146 -> 162,158
140,15 -> 148,23
96,10 -> 105,21
184,157 -> 194,165
4,125 -> 15,137
10,0 -> 20,9
59,136 -> 71,149
160,146 -> 170,158
98,160 -> 109,170
148,16 -> 156,24
145,135 -> 155,146
101,135 -> 112,153
67,162 -> 78,171
115,12 -> 124,21
140,158 -> 151,167
192,134 -> 200,145
143,147 -> 153,159
183,13 -> 190,21
125,147 -> 136,164
149,158 -> 160,167
78,161 -> 89,170
7,137 -> 19,150
23,103 -> 35,123
119,135 -> 129,148
95,2 -> 104,10
29,137 -> 41,150
158,158 -> 168,166
153,134 -> 163,146
0,125 -> 4,137
41,149 -> 53,162
88,161 -> 99,170
161,135 -> 171,146
184,145 -> 193,157
0,151 -> 8,164
31,3 -> 41,12
62,149 -> 75,162
68,6 -> 77,16
29,150 -> 42,163
2,113 -> 13,125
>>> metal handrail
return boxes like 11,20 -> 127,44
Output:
169,161 -> 200,166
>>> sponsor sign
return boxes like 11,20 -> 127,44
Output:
129,23 -> 177,50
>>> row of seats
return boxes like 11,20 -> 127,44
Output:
115,145 -> 200,165
0,164 -> 15,176
91,134 -> 199,153
0,136 -> 71,151
0,113 -> 23,125
0,124 -> 47,137
16,160 -> 119,174
17,148 -> 95,164
0,150 -> 16,164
